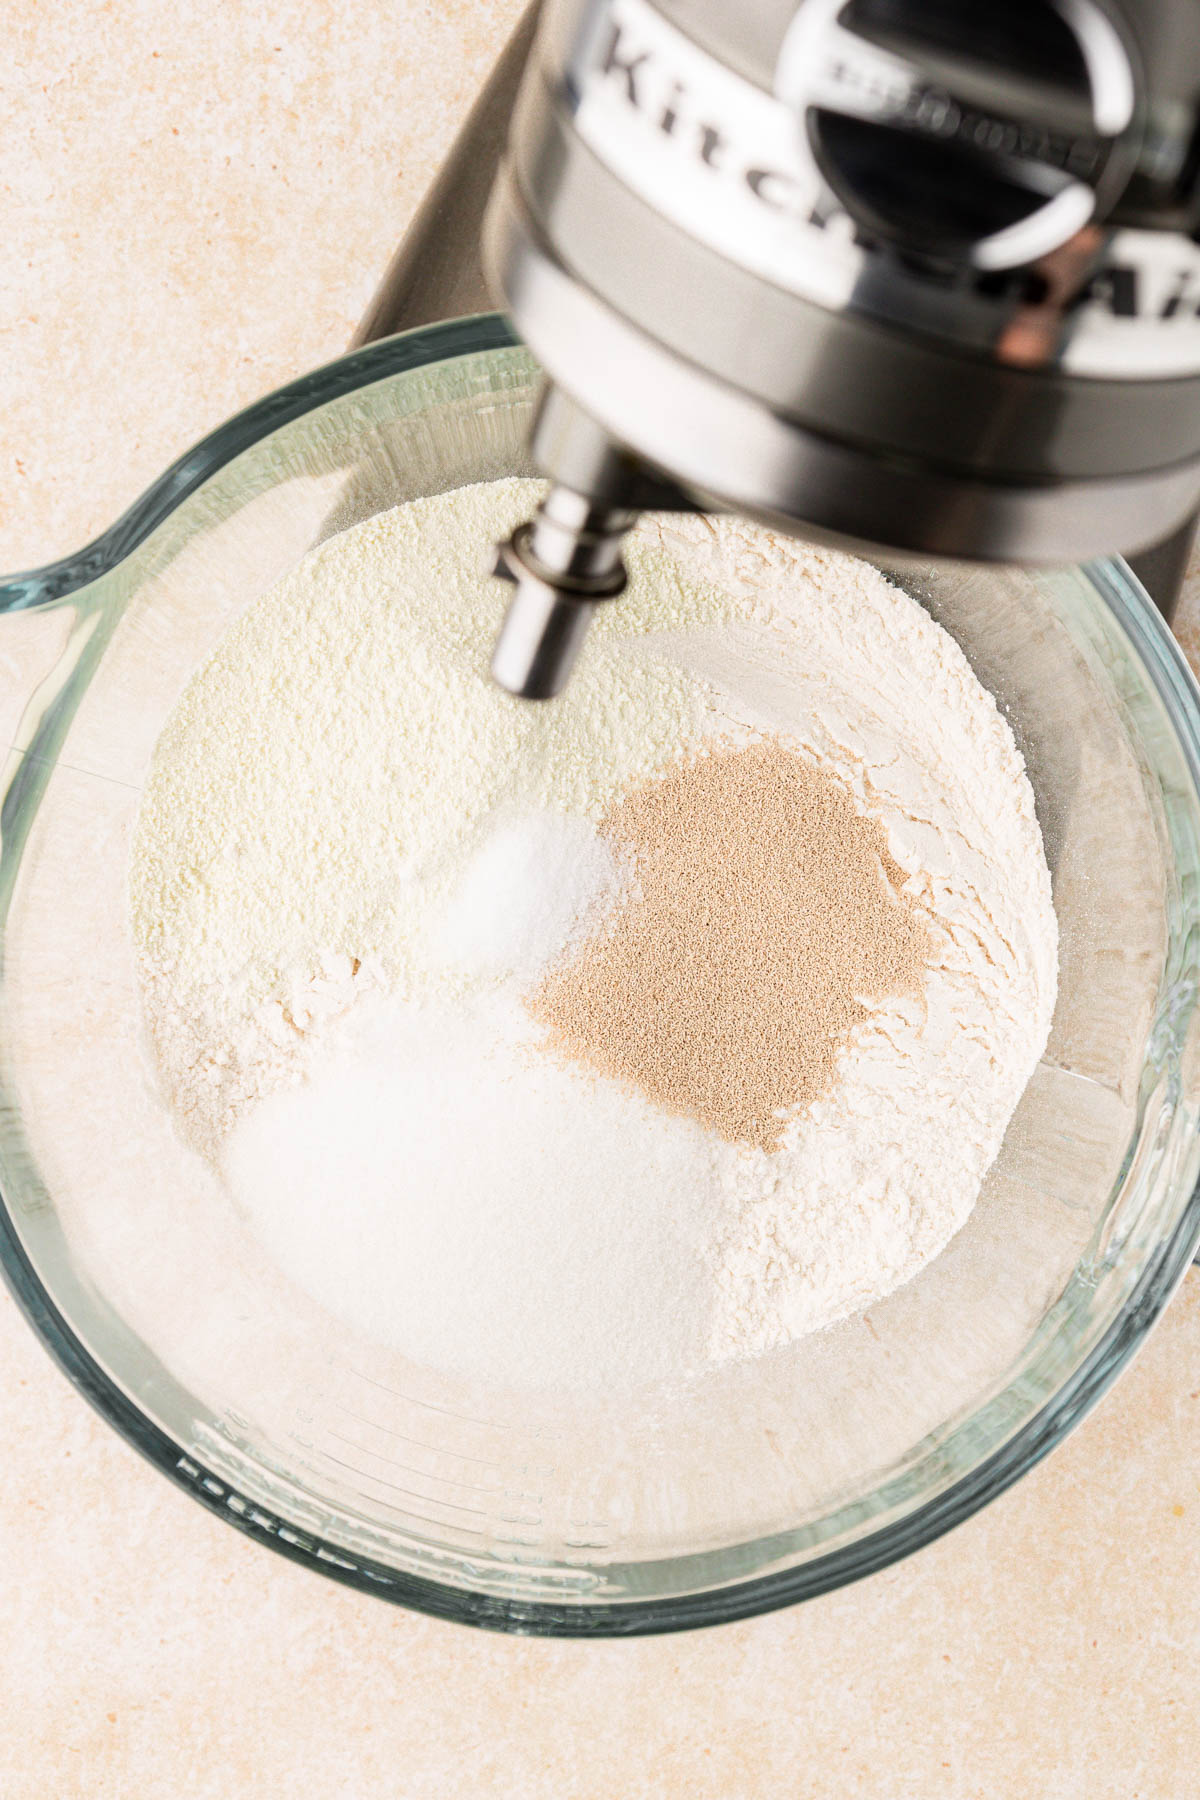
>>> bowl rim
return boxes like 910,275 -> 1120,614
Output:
0,314 -> 518,614
3,314 -> 1200,1638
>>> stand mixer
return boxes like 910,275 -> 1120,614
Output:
359,0 -> 1200,695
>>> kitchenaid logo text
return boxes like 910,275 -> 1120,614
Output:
592,19 -> 851,242
1078,261 -> 1200,321
569,0 -> 1200,360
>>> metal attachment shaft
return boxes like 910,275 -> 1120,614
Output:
490,485 -> 636,699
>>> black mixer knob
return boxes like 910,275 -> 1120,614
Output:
776,0 -> 1139,267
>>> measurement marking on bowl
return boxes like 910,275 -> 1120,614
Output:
335,1404 -> 514,1475
309,1442 -> 549,1535
176,1459 -> 391,1579
329,1411 -> 555,1501
314,1441 -> 547,1530
320,1425 -> 523,1511
344,1362 -> 560,1442
488,1528 -> 549,1549
344,1451 -> 543,1515
308,1447 -> 496,1539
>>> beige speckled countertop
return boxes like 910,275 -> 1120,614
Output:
2,5 -> 1200,1795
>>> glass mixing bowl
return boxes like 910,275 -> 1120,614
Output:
2,315 -> 1200,1637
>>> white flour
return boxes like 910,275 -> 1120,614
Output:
129,478 -> 1057,1391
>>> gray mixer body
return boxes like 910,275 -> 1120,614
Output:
361,0 -> 1200,694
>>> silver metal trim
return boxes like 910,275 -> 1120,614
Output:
488,173 -> 1200,561
970,183 -> 1095,272
1061,0 -> 1135,135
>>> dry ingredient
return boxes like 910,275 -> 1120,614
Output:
532,737 -> 928,1152
129,478 -> 733,1162
223,989 -> 725,1392
129,478 -> 1058,1391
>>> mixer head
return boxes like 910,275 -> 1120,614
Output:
483,0 -> 1200,695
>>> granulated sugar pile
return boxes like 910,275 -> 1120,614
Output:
129,478 -> 1058,1392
